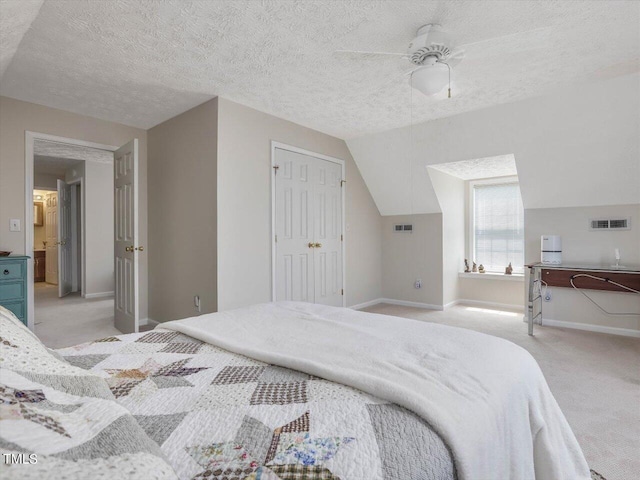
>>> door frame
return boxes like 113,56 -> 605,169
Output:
24,131 -> 117,330
270,141 -> 346,307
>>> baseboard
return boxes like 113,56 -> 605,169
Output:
446,299 -> 524,312
140,318 -> 159,327
538,317 -> 640,338
378,298 -> 443,311
83,291 -> 114,299
349,298 -> 384,310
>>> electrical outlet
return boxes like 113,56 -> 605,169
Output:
544,289 -> 552,302
194,295 -> 201,312
415,279 -> 422,289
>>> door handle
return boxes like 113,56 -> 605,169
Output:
314,242 -> 322,248
308,242 -> 315,249
125,246 -> 134,252
135,246 -> 144,252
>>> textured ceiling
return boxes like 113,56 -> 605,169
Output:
1,1 -> 639,138
0,0 -> 43,77
428,155 -> 517,180
34,139 -> 113,163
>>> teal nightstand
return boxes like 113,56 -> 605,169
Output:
0,256 -> 30,326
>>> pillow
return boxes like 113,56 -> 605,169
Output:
0,307 -> 178,479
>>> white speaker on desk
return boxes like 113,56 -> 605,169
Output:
541,235 -> 562,265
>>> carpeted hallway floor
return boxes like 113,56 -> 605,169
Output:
34,282 -> 120,348
363,303 -> 640,480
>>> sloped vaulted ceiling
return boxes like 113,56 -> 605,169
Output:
0,1 -> 638,136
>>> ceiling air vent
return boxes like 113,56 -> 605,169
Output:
394,224 -> 413,232
590,218 -> 630,231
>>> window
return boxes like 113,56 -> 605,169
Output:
470,179 -> 524,274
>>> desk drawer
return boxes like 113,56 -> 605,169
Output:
0,281 -> 25,301
1,300 -> 25,323
1,261 -> 24,280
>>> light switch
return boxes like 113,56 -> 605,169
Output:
9,219 -> 21,232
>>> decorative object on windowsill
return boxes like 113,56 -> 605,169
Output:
0,251 -> 11,257
478,264 -> 485,273
505,263 -> 513,275
464,259 -> 470,273
472,261 -> 477,273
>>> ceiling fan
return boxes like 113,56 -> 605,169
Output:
336,24 -> 464,98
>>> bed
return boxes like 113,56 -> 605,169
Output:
0,302 -> 592,480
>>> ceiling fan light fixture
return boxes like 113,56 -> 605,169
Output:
410,62 -> 449,96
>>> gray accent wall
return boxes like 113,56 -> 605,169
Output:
148,98 -> 219,322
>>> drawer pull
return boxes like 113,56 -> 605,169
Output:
3,269 -> 9,275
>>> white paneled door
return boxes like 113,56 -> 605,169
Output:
45,192 -> 58,285
57,179 -> 72,297
274,147 -> 344,307
114,139 -> 139,334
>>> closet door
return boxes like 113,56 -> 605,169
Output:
274,149 -> 315,302
312,159 -> 343,306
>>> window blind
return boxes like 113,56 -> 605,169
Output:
473,182 -> 524,273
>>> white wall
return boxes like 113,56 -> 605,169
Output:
381,214 -> 443,306
428,169 -> 465,305
217,98 -> 382,311
66,160 -> 114,296
347,73 -> 640,215
526,205 -> 640,331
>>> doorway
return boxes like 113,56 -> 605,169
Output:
271,142 -> 346,307
30,140 -> 118,347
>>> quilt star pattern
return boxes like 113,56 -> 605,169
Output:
58,329 -> 457,480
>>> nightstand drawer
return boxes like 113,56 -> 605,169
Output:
0,281 -> 25,301
1,261 -> 24,281
1,300 -> 25,322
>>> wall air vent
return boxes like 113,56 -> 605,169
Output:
394,224 -> 413,232
590,218 -> 630,231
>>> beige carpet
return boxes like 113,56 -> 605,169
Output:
362,303 -> 640,480
34,282 -> 120,348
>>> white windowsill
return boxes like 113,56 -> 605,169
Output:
458,271 -> 524,282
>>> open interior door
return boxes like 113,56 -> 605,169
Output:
114,139 -> 139,333
45,192 -> 58,285
57,179 -> 73,297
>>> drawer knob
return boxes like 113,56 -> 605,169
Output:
3,269 -> 9,275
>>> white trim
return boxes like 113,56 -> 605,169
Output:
349,298 -> 383,310
270,141 -> 347,307
447,299 -> 524,312
379,298 -> 443,310
458,272 -> 524,282
83,291 -> 114,299
25,131 -> 117,330
529,317 -> 640,338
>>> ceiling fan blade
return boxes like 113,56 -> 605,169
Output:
334,49 -> 409,58
445,49 -> 465,67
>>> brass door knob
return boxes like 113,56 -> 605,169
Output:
314,242 -> 322,248
125,246 -> 133,252
308,242 -> 315,248
135,246 -> 144,252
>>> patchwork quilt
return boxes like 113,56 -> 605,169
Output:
0,307 -> 176,480
57,329 -> 456,480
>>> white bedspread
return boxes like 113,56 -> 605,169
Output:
161,301 -> 590,480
